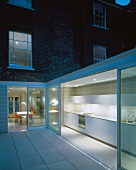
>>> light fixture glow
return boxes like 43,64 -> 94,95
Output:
21,102 -> 27,105
49,99 -> 58,106
16,41 -> 18,44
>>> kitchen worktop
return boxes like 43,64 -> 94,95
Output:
64,111 -> 117,122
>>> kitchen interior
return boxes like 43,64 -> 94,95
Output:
61,68 -> 136,170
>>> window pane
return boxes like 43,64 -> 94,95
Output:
93,46 -> 106,63
9,31 -> 13,39
28,43 -> 31,50
27,51 -> 31,59
121,66 -> 136,170
27,59 -> 31,66
14,32 -> 27,41
93,3 -> 106,28
9,40 -> 13,48
28,35 -> 31,42
95,4 -> 103,16
14,41 -> 27,49
9,31 -> 32,68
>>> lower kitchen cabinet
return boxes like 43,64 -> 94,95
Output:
122,123 -> 136,156
86,117 -> 103,140
64,112 -> 117,146
102,120 -> 116,146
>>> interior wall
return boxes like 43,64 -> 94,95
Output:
63,80 -> 117,120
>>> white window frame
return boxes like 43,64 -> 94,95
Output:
8,0 -> 33,9
93,3 -> 106,28
8,31 -> 33,70
93,45 -> 106,63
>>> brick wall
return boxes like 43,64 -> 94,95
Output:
0,0 -> 135,82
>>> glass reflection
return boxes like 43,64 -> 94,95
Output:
48,87 -> 59,131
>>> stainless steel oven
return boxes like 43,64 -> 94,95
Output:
78,114 -> 85,128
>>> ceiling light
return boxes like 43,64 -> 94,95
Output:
93,79 -> 96,81
15,41 -> 18,44
67,85 -> 69,87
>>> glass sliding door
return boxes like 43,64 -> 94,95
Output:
28,88 -> 45,127
48,87 -> 59,132
120,66 -> 136,170
8,86 -> 27,131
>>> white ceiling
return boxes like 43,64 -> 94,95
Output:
61,69 -> 117,87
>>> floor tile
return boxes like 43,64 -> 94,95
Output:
37,145 -> 58,155
77,163 -> 107,170
60,148 -> 84,159
25,164 -> 49,170
68,155 -> 96,169
47,160 -> 77,170
42,151 -> 65,164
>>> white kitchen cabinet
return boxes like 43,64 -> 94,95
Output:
64,112 -> 78,129
130,125 -> 136,155
86,117 -> 103,140
102,120 -> 116,146
64,112 -> 117,146
121,123 -> 130,152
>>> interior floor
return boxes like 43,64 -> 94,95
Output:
61,126 -> 116,169
61,126 -> 135,170
8,116 -> 45,132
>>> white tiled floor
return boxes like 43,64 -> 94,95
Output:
61,126 -> 117,170
61,126 -> 136,170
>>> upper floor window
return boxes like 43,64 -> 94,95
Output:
93,45 -> 106,63
9,31 -> 32,69
93,3 -> 106,28
8,0 -> 32,9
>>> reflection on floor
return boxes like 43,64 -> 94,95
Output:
121,152 -> 136,170
8,116 -> 45,132
62,127 -> 136,170
8,118 -> 27,132
61,126 -> 116,170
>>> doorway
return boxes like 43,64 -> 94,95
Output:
8,86 -> 27,131
8,86 -> 46,132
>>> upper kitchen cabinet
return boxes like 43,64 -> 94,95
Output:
70,94 -> 136,106
70,95 -> 117,105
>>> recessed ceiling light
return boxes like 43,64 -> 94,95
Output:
16,41 -> 18,44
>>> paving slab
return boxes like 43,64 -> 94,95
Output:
0,129 -> 108,170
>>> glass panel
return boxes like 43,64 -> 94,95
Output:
8,86 -> 27,132
9,97 -> 13,114
9,31 -> 32,68
14,32 -> 27,41
15,97 -> 19,112
28,42 -> 31,50
28,88 -> 45,127
9,40 -> 13,48
48,87 -> 59,131
14,41 -> 27,49
121,66 -> 136,170
28,34 -> 31,42
61,69 -> 117,169
9,31 -> 13,39
12,49 -> 27,66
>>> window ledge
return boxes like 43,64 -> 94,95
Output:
92,24 -> 109,30
7,2 -> 34,11
7,66 -> 34,71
